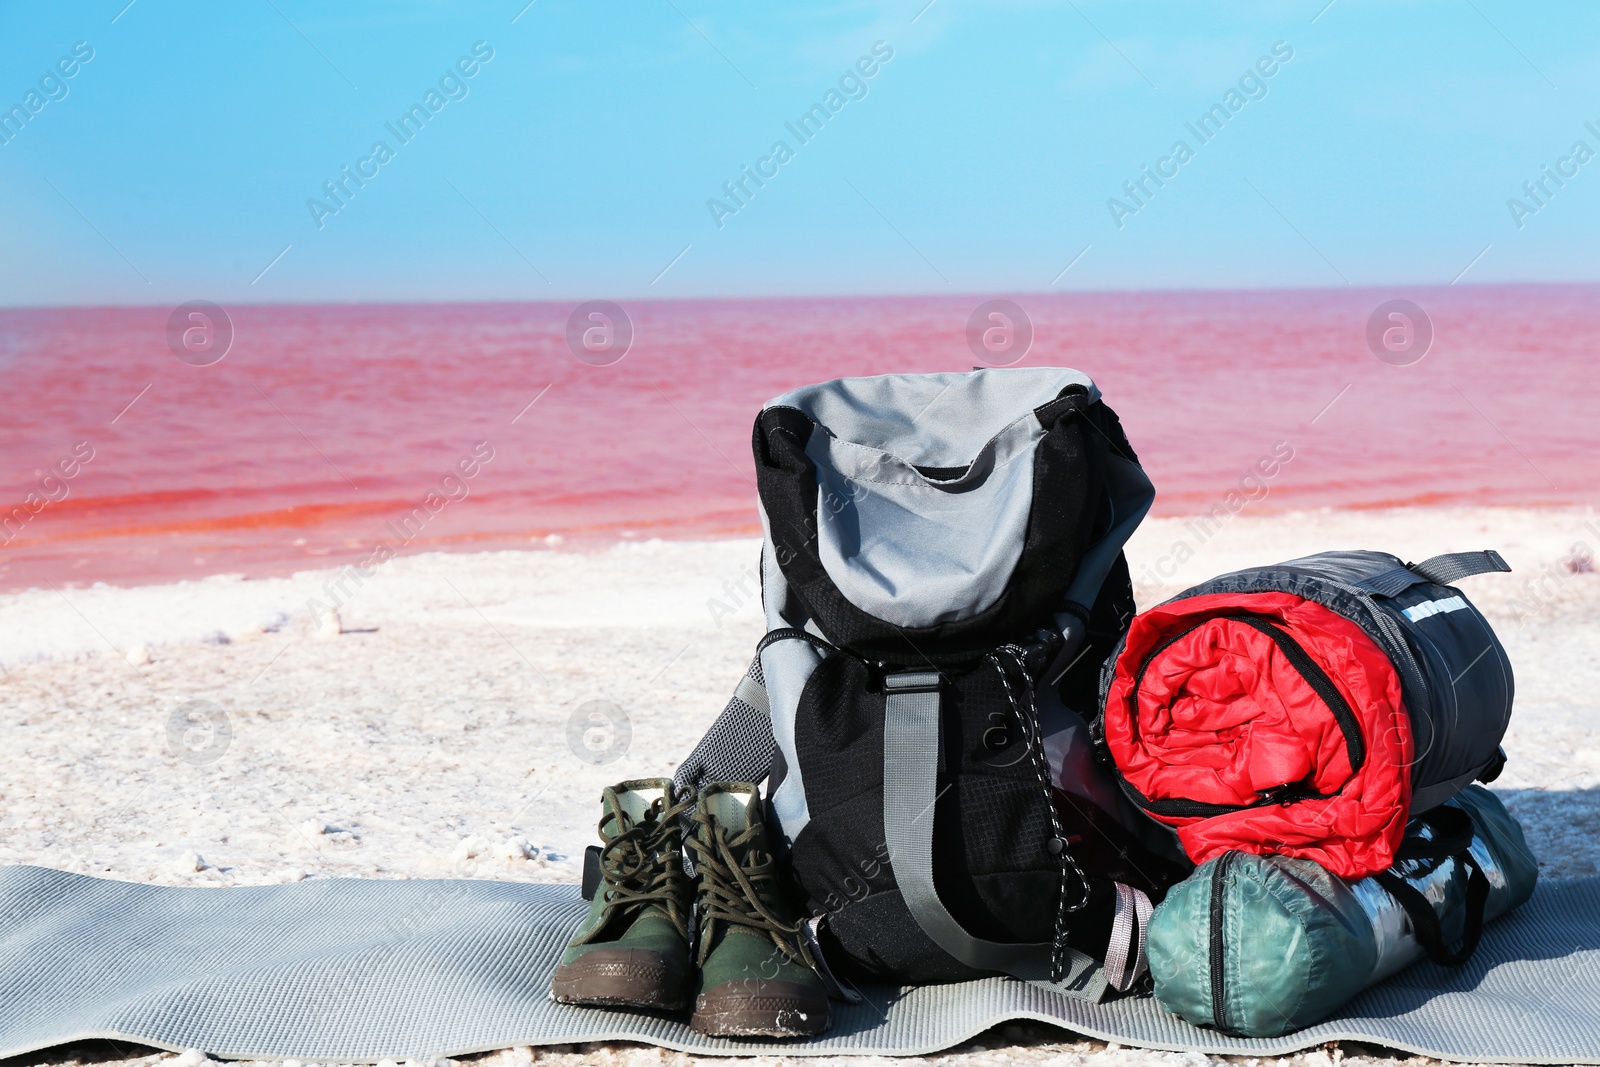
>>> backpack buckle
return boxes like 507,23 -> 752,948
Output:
883,671 -> 942,695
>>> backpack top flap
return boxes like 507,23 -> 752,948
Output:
753,367 -> 1153,661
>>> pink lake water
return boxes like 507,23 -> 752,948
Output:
0,286 -> 1594,593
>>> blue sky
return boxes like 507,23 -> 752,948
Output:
1,0 -> 1596,306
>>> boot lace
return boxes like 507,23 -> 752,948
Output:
589,792 -> 695,940
686,810 -> 805,967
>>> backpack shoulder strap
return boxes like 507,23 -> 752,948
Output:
672,655 -> 777,796
881,670 -> 1110,998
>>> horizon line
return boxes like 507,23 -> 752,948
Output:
4,278 -> 1598,314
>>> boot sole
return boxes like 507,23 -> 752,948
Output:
551,949 -> 691,1012
690,981 -> 831,1038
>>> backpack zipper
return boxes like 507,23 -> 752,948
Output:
1209,851 -> 1237,1032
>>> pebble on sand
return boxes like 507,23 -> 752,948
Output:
501,835 -> 537,861
452,837 -> 491,862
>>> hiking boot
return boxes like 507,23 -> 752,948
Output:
685,782 -> 831,1038
551,779 -> 694,1011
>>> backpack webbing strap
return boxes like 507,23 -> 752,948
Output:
1412,549 -> 1511,587
1102,881 -> 1153,992
733,673 -> 770,716
1361,549 -> 1511,597
881,671 -> 1105,999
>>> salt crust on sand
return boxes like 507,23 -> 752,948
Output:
2,508 -> 1597,1067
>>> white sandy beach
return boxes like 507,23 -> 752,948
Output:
3,506 -> 1599,1067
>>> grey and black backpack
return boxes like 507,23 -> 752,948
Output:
676,368 -> 1189,996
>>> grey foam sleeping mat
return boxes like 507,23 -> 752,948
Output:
2,865 -> 1597,1063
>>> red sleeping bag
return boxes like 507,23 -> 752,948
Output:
1103,591 -> 1412,879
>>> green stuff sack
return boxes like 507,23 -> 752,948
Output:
1147,785 -> 1538,1037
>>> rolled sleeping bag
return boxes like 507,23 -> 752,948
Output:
1099,549 -> 1514,879
1146,785 -> 1538,1037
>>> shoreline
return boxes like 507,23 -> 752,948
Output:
8,498 -> 1593,601
3,504 -> 1596,671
